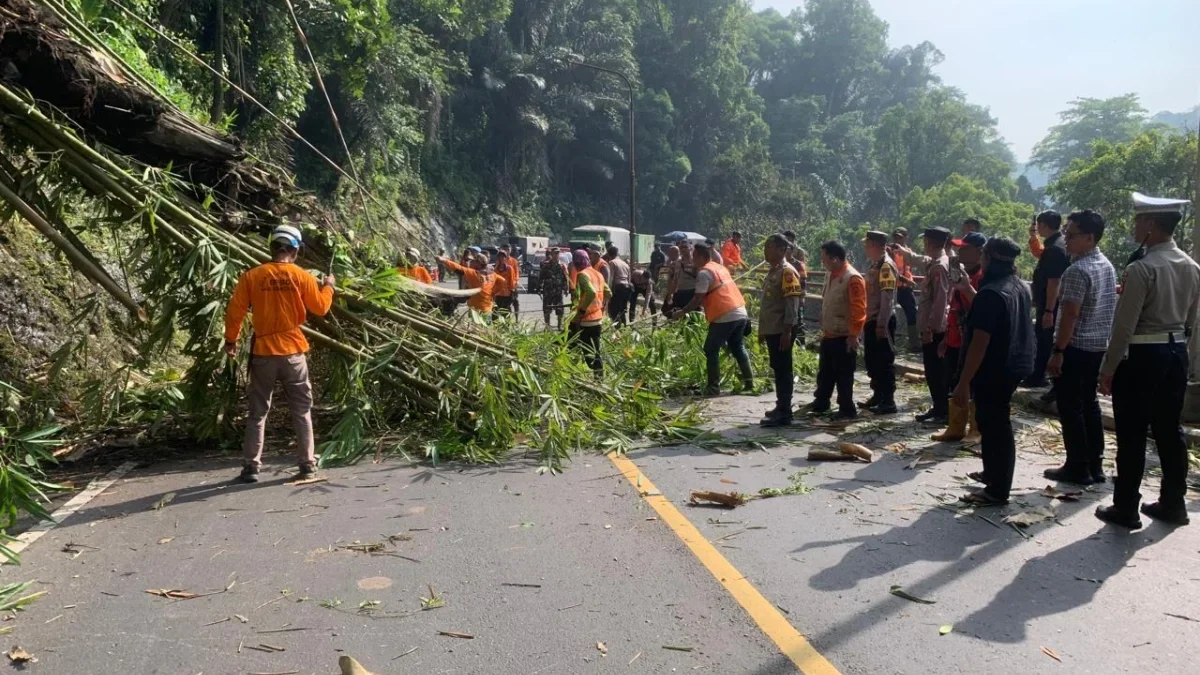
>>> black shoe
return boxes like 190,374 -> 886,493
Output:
762,405 -> 786,420
237,466 -> 260,484
967,470 -> 986,483
802,402 -> 831,415
1095,505 -> 1143,529
1089,462 -> 1107,483
869,402 -> 898,415
832,409 -> 858,421
1021,377 -> 1049,388
1091,470 -> 1107,483
858,396 -> 879,409
1039,389 -> 1057,403
1043,465 -> 1095,486
297,463 -> 318,481
916,410 -> 948,425
1140,502 -> 1190,526
760,415 -> 793,428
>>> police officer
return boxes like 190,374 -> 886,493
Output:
859,231 -> 899,414
758,234 -> 804,426
1095,193 -> 1200,529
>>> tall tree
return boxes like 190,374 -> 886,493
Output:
1030,94 -> 1148,177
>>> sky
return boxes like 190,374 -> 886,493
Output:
757,0 -> 1200,163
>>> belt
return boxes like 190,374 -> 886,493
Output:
1128,332 -> 1184,345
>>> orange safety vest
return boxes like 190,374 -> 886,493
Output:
577,267 -> 605,323
466,269 -> 495,313
699,261 -> 745,323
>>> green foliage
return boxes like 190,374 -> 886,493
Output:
1048,129 -> 1198,262
1031,94 -> 1149,178
0,380 -> 62,564
901,174 -> 1034,244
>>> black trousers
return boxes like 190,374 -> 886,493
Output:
495,296 -> 514,316
629,286 -> 657,322
863,318 -> 896,404
609,283 -> 633,324
764,333 -> 794,413
921,332 -> 949,414
670,289 -> 696,314
974,376 -> 1020,501
946,345 -> 962,392
814,336 -> 857,414
703,319 -> 753,389
1029,312 -> 1055,384
1112,342 -> 1189,511
896,287 -> 918,328
567,323 -> 603,375
1055,347 -> 1105,471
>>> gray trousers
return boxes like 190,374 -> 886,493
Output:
243,354 -> 316,469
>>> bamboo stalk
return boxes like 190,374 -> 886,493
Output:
0,172 -> 143,317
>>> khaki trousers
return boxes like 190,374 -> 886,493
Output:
243,354 -> 315,469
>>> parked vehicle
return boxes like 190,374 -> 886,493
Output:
567,226 -> 656,265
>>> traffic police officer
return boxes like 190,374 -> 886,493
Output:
860,231 -> 899,414
1096,193 -> 1200,529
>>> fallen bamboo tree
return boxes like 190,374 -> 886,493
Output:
0,0 -> 719,469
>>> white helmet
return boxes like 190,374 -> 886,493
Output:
270,224 -> 303,249
407,247 -> 421,259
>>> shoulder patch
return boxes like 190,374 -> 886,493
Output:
879,264 -> 896,291
781,268 -> 802,297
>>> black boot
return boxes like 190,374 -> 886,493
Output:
1043,464 -> 1095,486
1140,502 -> 1190,526
1095,505 -> 1142,529
869,401 -> 898,415
1089,459 -> 1107,483
237,465 -> 260,484
858,395 -> 879,409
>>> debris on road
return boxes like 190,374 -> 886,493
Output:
889,585 -> 936,604
596,641 -> 607,655
689,490 -> 747,508
357,577 -> 393,591
6,646 -> 35,663
420,585 -> 445,610
1040,485 -> 1083,501
145,588 -> 198,600
939,624 -> 953,635
437,630 -> 474,639
150,492 -> 176,510
501,583 -> 542,588
838,442 -> 874,462
340,655 -> 380,675
806,449 -> 860,462
1004,506 -> 1055,528
757,470 -> 814,498
662,645 -> 694,652
1042,646 -> 1062,662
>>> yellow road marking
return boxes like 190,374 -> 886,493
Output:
608,453 -> 841,675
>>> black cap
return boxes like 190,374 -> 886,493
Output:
921,226 -> 951,243
984,236 -> 1021,262
864,230 -> 888,245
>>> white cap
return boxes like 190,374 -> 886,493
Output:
270,224 -> 303,248
407,247 -> 421,259
1132,192 -> 1191,214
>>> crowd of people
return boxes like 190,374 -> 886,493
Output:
222,192 -> 1198,531
792,191 -> 1199,528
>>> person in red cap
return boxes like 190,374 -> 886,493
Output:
932,231 -> 986,441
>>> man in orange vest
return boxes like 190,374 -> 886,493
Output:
493,251 -> 520,318
668,243 -> 754,395
569,249 -> 607,375
722,231 -> 744,272
807,240 -> 866,419
224,225 -> 335,483
436,251 -> 496,321
397,247 -> 433,284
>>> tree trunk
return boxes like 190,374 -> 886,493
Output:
210,0 -> 225,124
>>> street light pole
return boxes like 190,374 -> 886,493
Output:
570,60 -> 636,238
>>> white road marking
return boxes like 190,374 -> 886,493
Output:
6,460 -> 138,560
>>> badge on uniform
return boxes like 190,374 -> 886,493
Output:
782,269 -> 802,297
879,265 -> 896,291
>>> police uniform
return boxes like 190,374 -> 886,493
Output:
1096,193 -> 1200,528
916,227 -> 952,423
862,231 -> 899,413
759,258 -> 804,425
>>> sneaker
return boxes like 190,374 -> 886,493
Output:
1043,465 -> 1095,486
297,463 -> 318,481
237,466 -> 260,484
1140,502 -> 1190,526
1094,505 -> 1142,529
869,402 -> 898,415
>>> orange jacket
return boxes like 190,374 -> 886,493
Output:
576,267 -> 606,323
494,261 -> 519,298
699,262 -> 746,323
399,266 -> 433,284
224,262 -> 334,356
721,239 -> 743,268
443,259 -> 495,313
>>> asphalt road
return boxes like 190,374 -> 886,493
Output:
6,314 -> 1200,674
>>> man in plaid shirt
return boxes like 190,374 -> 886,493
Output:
1045,210 -> 1117,485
